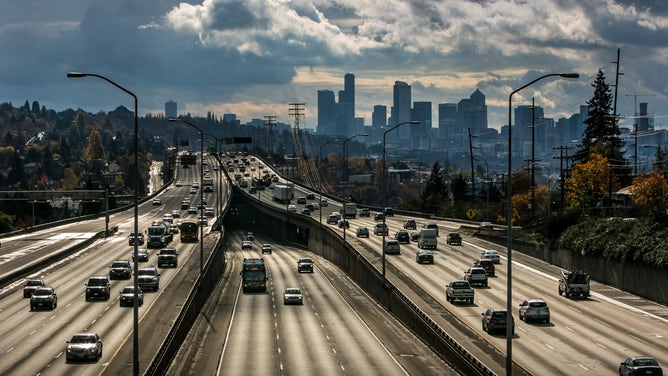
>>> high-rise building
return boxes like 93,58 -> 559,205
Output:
372,105 -> 387,128
412,101 -> 432,150
458,89 -> 487,135
165,101 -> 177,119
391,81 -> 412,144
438,103 -> 458,139
317,90 -> 336,135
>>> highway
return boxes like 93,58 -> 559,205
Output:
0,156 -> 225,375
227,154 -> 668,376
167,231 -> 455,375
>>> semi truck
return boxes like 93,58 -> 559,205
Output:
343,203 -> 357,219
558,270 -> 590,298
241,258 -> 267,292
272,184 -> 294,204
147,221 -> 173,248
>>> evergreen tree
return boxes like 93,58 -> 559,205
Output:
420,162 -> 448,214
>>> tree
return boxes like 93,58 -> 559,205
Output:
565,153 -> 617,208
420,162 -> 448,215
62,168 -> 79,190
630,172 -> 668,221
582,69 -> 618,149
85,130 -> 106,176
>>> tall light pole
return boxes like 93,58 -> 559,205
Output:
168,118 -> 205,278
342,133 -> 368,242
507,72 -> 578,375
474,156 -> 490,220
204,133 -> 222,217
67,71 -> 140,376
319,139 -> 341,225
382,121 -> 419,279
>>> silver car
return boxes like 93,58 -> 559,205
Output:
66,333 -> 103,362
518,298 -> 550,323
283,288 -> 304,305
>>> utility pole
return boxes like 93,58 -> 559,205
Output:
264,115 -> 276,155
609,48 -> 622,206
553,146 -> 571,211
468,128 -> 475,201
530,98 -> 536,218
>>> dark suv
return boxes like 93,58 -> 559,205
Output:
297,257 -> 314,273
85,276 -> 111,301
157,248 -> 178,268
473,259 -> 495,276
481,308 -> 514,334
109,260 -> 132,280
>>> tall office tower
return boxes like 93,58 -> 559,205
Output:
638,102 -> 651,132
457,89 -> 487,136
514,104 -> 545,158
165,101 -> 177,119
438,103 -> 458,139
339,73 -> 355,137
317,90 -> 337,135
391,81 -> 412,144
411,101 -> 432,150
372,105 -> 387,128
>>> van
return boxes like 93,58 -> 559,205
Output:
417,229 -> 437,249
422,222 -> 439,236
287,204 -> 297,213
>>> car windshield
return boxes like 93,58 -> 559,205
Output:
88,278 -> 107,286
121,287 -> 135,294
453,282 -> 468,288
160,249 -> 176,255
33,289 -> 52,296
26,280 -> 42,286
492,311 -> 507,318
111,262 -> 128,268
285,289 -> 301,294
70,334 -> 95,344
299,258 -> 313,264
529,301 -> 547,308
633,358 -> 658,366
138,269 -> 156,276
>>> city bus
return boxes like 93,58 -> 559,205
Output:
180,221 -> 198,243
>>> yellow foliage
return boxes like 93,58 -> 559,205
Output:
630,172 -> 668,218
565,153 -> 616,207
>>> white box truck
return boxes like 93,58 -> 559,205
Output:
272,184 -> 293,204
417,229 -> 438,249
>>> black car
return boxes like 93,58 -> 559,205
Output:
446,232 -> 462,245
132,248 -> 149,262
30,287 -> 57,310
395,230 -> 410,244
298,257 -> 314,273
374,213 -> 384,221
619,356 -> 662,376
85,276 -> 110,301
119,286 -> 144,307
481,308 -> 514,334
109,260 -> 132,280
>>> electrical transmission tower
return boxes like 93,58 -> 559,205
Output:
263,115 -> 276,155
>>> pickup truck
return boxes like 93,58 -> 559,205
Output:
558,270 -> 590,298
446,280 -> 474,304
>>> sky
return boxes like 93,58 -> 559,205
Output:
1,0 -> 668,131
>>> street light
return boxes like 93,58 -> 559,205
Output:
319,139 -> 341,225
474,156 -> 490,220
506,72 -> 578,375
168,118 -> 205,279
204,133 -> 222,217
382,121 -> 419,280
342,133 -> 368,242
67,71 -> 140,376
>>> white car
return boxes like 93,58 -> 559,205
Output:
261,244 -> 272,254
66,333 -> 103,362
481,250 -> 500,264
283,288 -> 303,305
242,241 -> 252,250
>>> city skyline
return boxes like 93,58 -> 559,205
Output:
1,1 -> 667,131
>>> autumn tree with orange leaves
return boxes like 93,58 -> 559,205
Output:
630,172 -> 668,221
566,153 -> 618,208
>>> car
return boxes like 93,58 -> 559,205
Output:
85,276 -> 110,301
306,193 -> 315,200
23,279 -> 45,297
301,208 -> 311,215
481,250 -> 501,264
175,180 -> 182,187
473,258 -> 495,276
619,356 -> 663,376
246,232 -> 255,240
170,224 -> 179,234
188,206 -> 197,214
157,248 -> 178,267
296,197 -> 307,204
383,207 -> 395,216
189,187 -> 197,194
479,221 -> 494,230
385,240 -> 401,255
305,203 -> 317,211
152,199 -> 161,206
66,333 -> 103,362
181,201 -> 190,210
171,209 -> 180,218
283,288 -> 304,305
298,257 -> 314,273
446,232 -> 462,245
481,308 -> 514,334
518,298 -> 551,323
261,244 -> 272,254
416,250 -> 434,264
356,226 -> 369,238
320,198 -> 328,206
249,186 -> 257,194
191,182 -> 199,188
30,287 -> 57,310
464,267 -> 488,287
358,208 -> 370,217
128,232 -> 145,246
136,267 -> 160,291
162,213 -> 173,223
395,230 -> 410,244
422,222 -> 439,236
327,213 -> 339,224
109,260 -> 132,279
374,212 -> 385,221
197,217 -> 208,226
374,223 -> 389,236
287,204 -> 297,213
410,231 -> 420,242
119,286 -> 144,307
403,219 -> 417,230
338,219 -> 349,228
132,248 -> 150,262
